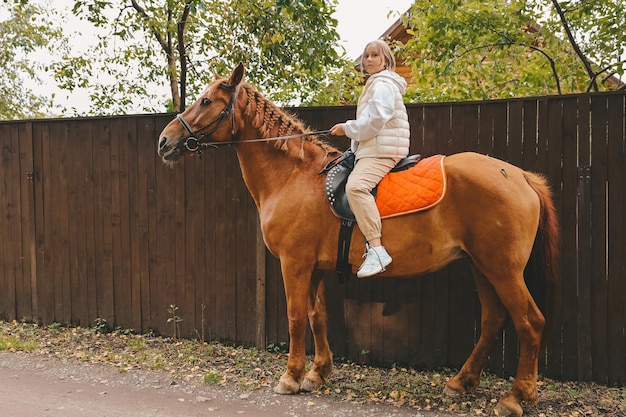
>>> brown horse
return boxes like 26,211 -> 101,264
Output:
157,63 -> 559,417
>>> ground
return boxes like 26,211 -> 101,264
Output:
0,352 -> 454,417
0,321 -> 624,417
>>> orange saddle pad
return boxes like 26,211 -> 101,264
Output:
376,154 -> 446,218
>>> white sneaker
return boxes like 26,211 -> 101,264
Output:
357,246 -> 392,278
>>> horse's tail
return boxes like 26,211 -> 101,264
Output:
523,171 -> 560,351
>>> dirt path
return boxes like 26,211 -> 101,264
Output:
0,352 -> 457,417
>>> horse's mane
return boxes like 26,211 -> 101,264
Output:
239,83 -> 340,160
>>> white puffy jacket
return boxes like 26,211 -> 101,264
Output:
343,70 -> 410,161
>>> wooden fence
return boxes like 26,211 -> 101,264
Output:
0,91 -> 624,386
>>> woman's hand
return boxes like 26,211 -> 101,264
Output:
330,123 -> 345,137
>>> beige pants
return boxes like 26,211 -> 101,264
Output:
346,157 -> 401,242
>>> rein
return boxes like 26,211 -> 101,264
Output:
175,83 -> 331,155
193,129 -> 333,150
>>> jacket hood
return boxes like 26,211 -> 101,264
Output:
367,70 -> 407,95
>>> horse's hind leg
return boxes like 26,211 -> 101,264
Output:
449,264 -> 544,417
491,275 -> 545,416
445,265 -> 508,396
301,269 -> 333,392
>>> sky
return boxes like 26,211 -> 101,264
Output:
334,0 -> 413,58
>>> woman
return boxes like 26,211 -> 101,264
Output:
330,39 -> 411,278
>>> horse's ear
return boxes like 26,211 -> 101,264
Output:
228,62 -> 245,87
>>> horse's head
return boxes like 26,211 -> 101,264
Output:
157,63 -> 245,163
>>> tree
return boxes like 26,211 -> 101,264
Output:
398,0 -> 625,102
53,0 -> 348,115
0,1 -> 65,120
546,0 -> 626,92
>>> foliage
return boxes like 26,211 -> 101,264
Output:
0,1 -> 65,119
544,0 -> 626,91
398,0 -> 625,102
50,0 -> 348,115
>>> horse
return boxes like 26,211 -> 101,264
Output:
157,63 -> 559,417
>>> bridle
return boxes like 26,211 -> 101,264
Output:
175,82 -> 238,154
174,82 -> 332,156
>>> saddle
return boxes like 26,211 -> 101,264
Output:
320,151 -> 447,282
322,151 -> 446,222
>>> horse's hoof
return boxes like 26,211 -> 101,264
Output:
273,375 -> 300,395
300,372 -> 323,392
494,397 -> 523,417
443,385 -> 463,397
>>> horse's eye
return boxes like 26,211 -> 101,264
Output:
201,97 -> 212,106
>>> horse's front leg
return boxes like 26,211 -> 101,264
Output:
301,270 -> 332,392
274,258 -> 314,394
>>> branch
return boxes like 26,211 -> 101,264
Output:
177,1 -> 193,110
130,0 -> 169,55
447,42 -> 562,94
130,0 -> 181,110
550,0 -> 598,91
586,59 -> 626,92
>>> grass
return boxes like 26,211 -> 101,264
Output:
0,319 -> 624,416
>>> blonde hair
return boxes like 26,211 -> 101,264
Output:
359,39 -> 396,74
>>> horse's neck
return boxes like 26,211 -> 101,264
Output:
234,128 -> 326,210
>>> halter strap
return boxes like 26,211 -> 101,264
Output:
175,83 -> 238,153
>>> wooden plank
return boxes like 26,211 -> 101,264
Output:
125,117 -> 142,332
478,101 -> 494,155
590,95 -> 609,384
224,151 -> 239,341
139,118 -> 157,332
20,122 -> 37,321
212,149 -> 227,339
387,278 -> 410,364
255,216 -> 266,348
560,97 -> 580,381
606,94 -> 625,385
152,134 -> 177,337
67,120 -> 91,326
173,152 -> 186,337
521,100 -> 538,172
491,101 -> 508,161
32,123 -> 49,323
240,186 -> 258,343
0,123 -> 15,319
202,148 -> 218,341
576,95 -> 592,382
324,271 -> 347,360
109,118 -> 131,329
507,101 -> 523,166
94,120 -> 115,324
408,105 -> 425,155
9,124 -> 27,320
82,119 -> 95,326
545,98 -> 564,379
183,154 -> 200,338
46,122 -> 69,323
235,167 -> 248,342
357,276 -> 374,366
369,279 -> 385,365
